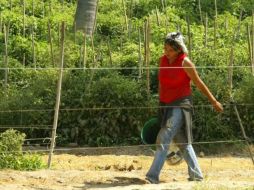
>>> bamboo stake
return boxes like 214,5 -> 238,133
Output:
48,21 -> 65,169
58,23 -> 61,47
4,24 -> 9,87
22,0 -> 26,37
32,0 -> 34,17
9,0 -> 12,10
214,0 -> 217,19
122,0 -> 128,32
74,21 -> 76,44
23,53 -> 26,66
228,11 -> 242,95
161,0 -> 165,12
228,48 -> 234,91
22,0 -> 26,66
224,17 -> 228,31
138,27 -> 142,79
49,0 -> 52,17
42,1 -> 45,18
252,11 -> 254,73
83,32 -> 87,68
31,25 -> 36,67
92,0 -> 99,35
213,17 -> 217,49
79,45 -> 83,68
213,0 -> 217,49
144,18 -> 150,97
155,6 -> 160,26
187,16 -> 192,59
0,12 -> 2,34
128,0 -> 134,19
48,21 -> 55,67
232,101 -> 254,165
61,0 -> 64,10
247,24 -> 253,74
128,19 -> 132,38
204,13 -> 208,47
91,35 -> 96,66
198,0 -> 203,25
107,38 -> 113,66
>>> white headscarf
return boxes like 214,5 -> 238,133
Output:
165,32 -> 188,54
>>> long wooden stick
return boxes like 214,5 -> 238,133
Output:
138,27 -> 142,79
31,25 -> 36,67
252,11 -> 254,73
187,16 -> 192,59
48,21 -> 65,169
22,0 -> 26,37
198,0 -> 203,25
204,13 -> 208,47
213,17 -> 217,49
122,0 -> 128,32
4,24 -> 9,87
48,21 -> 55,67
214,0 -> 217,18
32,0 -> 34,16
144,18 -> 150,97
0,11 -> 2,34
155,6 -> 160,26
107,38 -> 113,66
247,24 -> 253,74
232,101 -> 254,165
213,0 -> 217,49
9,0 -> 12,10
228,11 -> 242,95
83,32 -> 87,68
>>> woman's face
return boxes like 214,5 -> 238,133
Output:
164,44 -> 179,59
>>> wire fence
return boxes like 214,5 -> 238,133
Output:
1,139 -> 250,154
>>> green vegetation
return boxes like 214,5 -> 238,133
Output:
0,0 -> 253,152
0,129 -> 45,170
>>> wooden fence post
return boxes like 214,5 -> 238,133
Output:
122,0 -> 128,32
247,24 -> 253,74
187,16 -> 192,59
4,24 -> 9,88
198,0 -> 203,25
204,13 -> 208,47
252,11 -> 254,74
144,17 -> 150,98
48,21 -> 65,169
48,21 -> 55,67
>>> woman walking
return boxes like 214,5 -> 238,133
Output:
145,32 -> 223,184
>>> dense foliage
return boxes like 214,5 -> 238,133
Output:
0,0 -> 253,151
0,129 -> 45,170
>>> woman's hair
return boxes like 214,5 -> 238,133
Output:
164,32 -> 188,54
164,38 -> 182,52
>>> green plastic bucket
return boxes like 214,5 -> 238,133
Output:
141,117 -> 160,144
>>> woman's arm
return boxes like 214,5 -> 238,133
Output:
183,57 -> 223,112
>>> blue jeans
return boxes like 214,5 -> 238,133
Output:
146,108 -> 203,183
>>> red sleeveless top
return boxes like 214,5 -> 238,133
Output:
158,53 -> 191,103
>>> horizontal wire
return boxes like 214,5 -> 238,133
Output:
24,137 -> 52,141
23,143 -> 51,146
0,125 -> 52,129
0,103 -> 253,113
0,65 -> 252,71
2,139 -> 249,154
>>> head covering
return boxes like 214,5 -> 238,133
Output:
165,32 -> 188,54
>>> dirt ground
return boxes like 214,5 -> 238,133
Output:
0,146 -> 253,190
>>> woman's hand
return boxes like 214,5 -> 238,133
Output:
212,101 -> 224,112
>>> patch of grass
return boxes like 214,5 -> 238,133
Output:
0,129 -> 46,170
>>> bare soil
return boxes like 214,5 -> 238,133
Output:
0,146 -> 253,190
